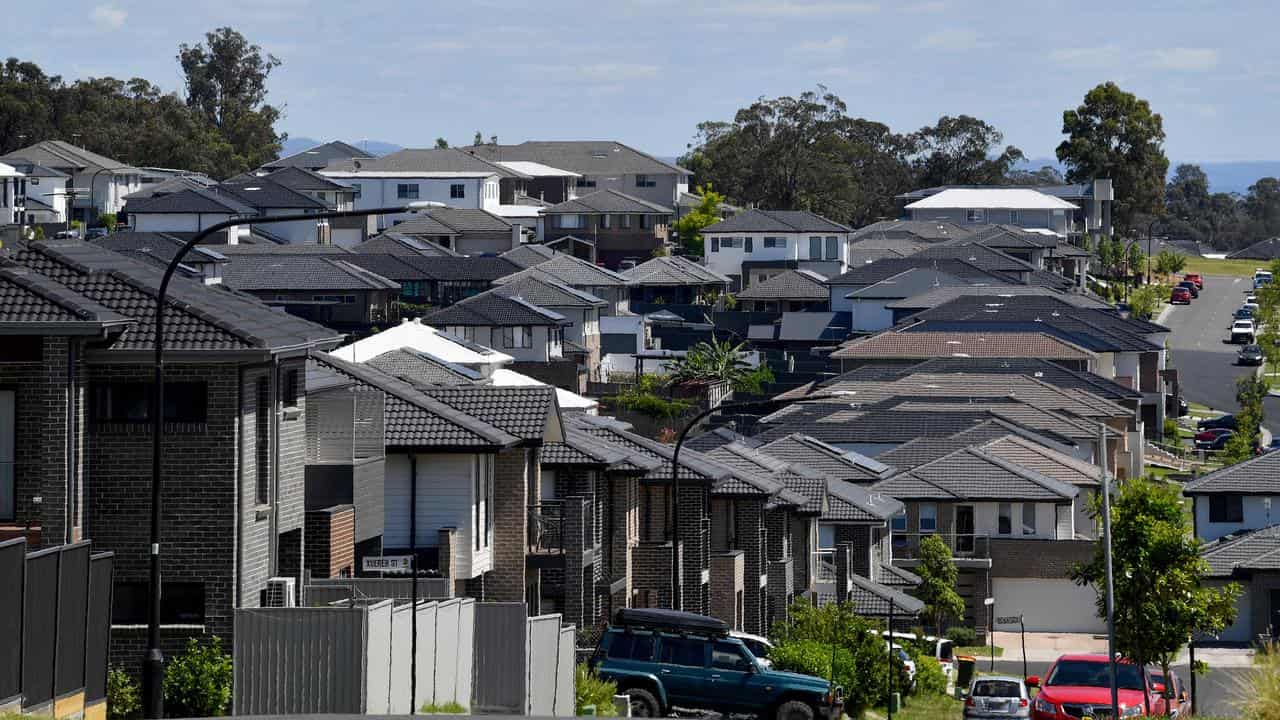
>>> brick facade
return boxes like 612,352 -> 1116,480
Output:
480,447 -> 534,603
710,550 -> 745,630
305,505 -> 355,579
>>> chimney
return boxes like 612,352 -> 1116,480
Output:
512,223 -> 522,249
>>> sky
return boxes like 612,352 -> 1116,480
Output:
5,0 -> 1279,163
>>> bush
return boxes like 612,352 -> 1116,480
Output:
1163,417 -> 1179,439
97,212 -> 118,231
163,636 -> 233,718
420,701 -> 467,714
1237,641 -> 1280,719
944,627 -> 978,646
107,666 -> 141,720
770,600 -> 890,716
575,663 -> 618,716
911,655 -> 948,696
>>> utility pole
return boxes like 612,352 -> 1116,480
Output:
1100,423 -> 1120,720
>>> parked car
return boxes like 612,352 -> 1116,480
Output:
84,227 -> 110,239
1235,306 -> 1256,320
1149,669 -> 1191,718
965,676 -> 1030,719
1184,273 -> 1204,289
1231,319 -> 1257,344
881,631 -> 955,680
1176,280 -> 1200,298
1028,654 -> 1166,719
1170,286 -> 1192,304
730,630 -> 775,668
1239,343 -> 1266,366
593,608 -> 842,720
1202,431 -> 1236,451
1198,413 -> 1237,430
890,643 -> 916,687
1195,427 -> 1233,444
1255,269 -> 1274,290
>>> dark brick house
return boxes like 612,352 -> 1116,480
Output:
538,190 -> 671,269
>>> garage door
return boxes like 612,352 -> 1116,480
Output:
992,579 -> 1106,633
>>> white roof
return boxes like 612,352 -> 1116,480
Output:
1023,227 -> 1062,236
0,162 -> 22,179
493,205 -> 543,218
329,318 -> 514,368
905,188 -> 1079,211
497,161 -> 580,178
320,170 -> 498,179
490,368 -> 598,411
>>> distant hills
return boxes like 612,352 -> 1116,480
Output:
1018,157 -> 1280,196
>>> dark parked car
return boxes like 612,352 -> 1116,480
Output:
1195,428 -> 1233,446
1239,344 -> 1265,366
1170,286 -> 1192,304
592,609 -> 841,720
1235,306 -> 1256,320
1198,413 -> 1237,430
1176,280 -> 1200,298
1201,430 -> 1235,451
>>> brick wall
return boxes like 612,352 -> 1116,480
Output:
605,474 -> 639,618
734,498 -> 766,634
305,505 -> 355,579
710,550 -> 745,630
1,337 -> 74,543
483,447 -> 532,603
632,542 -> 675,608
678,485 -> 710,615
989,538 -> 1095,579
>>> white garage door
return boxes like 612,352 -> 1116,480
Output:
993,578 -> 1106,633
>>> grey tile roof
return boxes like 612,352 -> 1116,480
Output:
736,269 -> 830,300
123,185 -> 258,215
885,285 -> 1111,311
1201,525 -> 1280,577
905,296 -> 1163,353
264,141 -> 375,170
830,330 -> 1094,361
365,348 -> 484,386
1,156 -> 70,178
340,253 -> 422,281
827,257 -> 1016,286
352,232 -> 461,257
964,224 -> 1060,249
823,480 -> 903,522
0,265 -> 133,328
390,208 -> 514,236
752,405 -> 993,445
493,252 -> 630,289
756,434 -> 894,483
543,189 -> 672,215
423,291 -> 566,327
314,352 -> 519,447
259,166 -> 350,192
981,435 -> 1102,487
850,220 -> 973,243
10,241 -> 344,353
685,427 -> 757,453
572,414 -> 733,484
394,255 -> 522,282
542,422 -> 662,471
221,256 -> 400,291
3,139 -> 138,174
873,420 -> 1054,470
705,443 -> 813,509
1184,453 -> 1280,495
463,140 -> 686,176
489,274 -> 607,308
416,385 -> 558,443
92,232 -> 228,270
892,357 -> 1141,401
212,243 -> 355,255
702,209 -> 852,234
848,573 -> 925,616
621,256 -> 731,287
843,268 -> 967,300
218,175 -> 330,210
500,244 -> 559,268
777,312 -> 851,342
876,563 -> 922,587
872,446 -> 1078,502
911,243 -> 1037,274
325,147 -> 521,177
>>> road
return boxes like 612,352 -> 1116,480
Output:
989,659 -> 1244,716
1162,275 -> 1280,428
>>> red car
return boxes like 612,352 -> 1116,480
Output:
1184,273 -> 1204,289
1029,654 -> 1166,719
1170,286 -> 1192,304
1195,427 -> 1233,444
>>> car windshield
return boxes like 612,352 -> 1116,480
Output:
973,680 -> 1022,697
1245,345 -> 1261,353
1046,660 -> 1146,691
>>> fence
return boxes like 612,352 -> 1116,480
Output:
0,538 -> 114,718
233,597 -> 475,715
473,603 -> 577,716
302,575 -> 453,607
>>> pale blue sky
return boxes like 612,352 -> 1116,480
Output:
5,0 -> 1277,162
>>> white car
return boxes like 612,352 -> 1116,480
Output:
729,630 -> 774,668
889,643 -> 916,685
1232,319 -> 1257,344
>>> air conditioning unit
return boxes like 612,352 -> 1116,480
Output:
264,577 -> 297,607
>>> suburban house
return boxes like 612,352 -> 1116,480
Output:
700,209 -> 853,291
492,250 -> 633,316
344,254 -> 520,308
218,253 -> 401,330
902,188 -> 1085,238
259,140 -> 376,173
621,255 -> 730,306
832,267 -> 964,326
1,162 -> 23,227
897,180 -> 1115,242
488,274 -> 607,380
1,141 -> 142,224
463,140 -> 690,208
734,269 -> 831,313
422,290 -> 569,365
0,239 -> 344,670
329,317 -> 514,380
377,207 -> 524,255
844,220 -> 972,267
92,231 -> 228,285
537,189 -> 673,269
351,231 -> 460,258
2,157 -> 71,227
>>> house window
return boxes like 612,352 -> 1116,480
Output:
558,214 -> 583,229
998,503 -> 1012,535
809,236 -> 822,258
1209,495 -> 1244,523
600,214 -> 610,229
635,174 -> 656,188
891,509 -> 907,532
91,382 -> 208,423
743,237 -> 753,253
255,377 -> 270,505
638,215 -> 650,229
576,177 -> 596,188
503,326 -> 533,348
0,336 -> 42,362
0,390 -> 13,521
825,236 -> 839,260
313,294 -> 356,304
113,581 -> 204,625
396,184 -> 419,200
485,457 -> 494,548
918,503 -> 937,533
1022,503 -> 1037,535
474,459 -> 483,551
763,237 -> 787,249
450,184 -> 465,199
351,183 -> 362,199
1009,210 -> 1020,224
966,209 -> 984,223
282,368 -> 300,409
620,214 -> 631,229
446,325 -> 476,342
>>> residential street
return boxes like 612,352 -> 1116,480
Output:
1163,274 -> 1280,428
990,659 -> 1244,716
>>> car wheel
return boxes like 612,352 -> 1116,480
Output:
626,688 -> 661,717
775,699 -> 816,720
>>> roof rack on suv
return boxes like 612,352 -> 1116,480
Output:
612,608 -> 730,637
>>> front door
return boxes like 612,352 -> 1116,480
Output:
955,506 -> 975,554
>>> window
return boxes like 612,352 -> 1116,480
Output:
711,642 -> 752,671
659,636 -> 705,667
1209,495 -> 1244,523
558,214 -> 583,229
91,382 -> 208,423
825,236 -> 839,260
486,459 -> 494,548
638,215 -> 650,229
599,214 -> 610,229
1022,502 -> 1037,535
255,377 -> 270,505
891,509 -> 907,532
313,294 -> 356,304
998,503 -> 1013,535
503,326 -> 533,348
576,177 -> 596,188
607,632 -> 655,661
113,581 -> 204,625
446,326 -> 476,342
396,183 -> 419,200
1008,210 -> 1020,224
351,183 -> 362,199
635,174 -> 656,188
763,237 -> 787,249
758,274 -> 769,284
918,503 -> 937,533
475,462 -> 482,551
0,390 -> 12,521
966,209 -> 984,223
744,237 -> 753,253
809,236 -> 822,258
282,369 -> 300,409
620,214 -> 631,229
450,183 -> 465,199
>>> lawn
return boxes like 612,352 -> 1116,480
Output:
1179,255 -> 1271,279
956,645 -> 1004,658
867,694 -> 964,720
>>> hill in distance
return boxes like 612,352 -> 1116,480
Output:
1018,156 -> 1280,196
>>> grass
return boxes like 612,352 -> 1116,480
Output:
420,701 -> 468,714
868,694 -> 964,720
1179,256 -> 1270,279
956,645 -> 1004,658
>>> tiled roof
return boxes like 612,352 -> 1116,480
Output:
542,422 -> 662,471
831,330 -> 1093,361
842,268 -> 966,300
423,291 -> 566,327
872,446 -> 1078,502
827,257 -> 1016,286
9,241 -> 344,352
259,166 -> 350,192
876,563 -> 922,588
756,434 -> 894,483
493,252 -> 630,288
851,220 -> 973,243
221,256 -> 400,291
264,141 -> 375,170
416,385 -> 557,443
873,420 -> 1054,470
824,480 -> 903,522
352,232 -> 462,257
706,443 -> 813,509
123,185 -> 258,215
4,139 -> 137,173
848,573 -> 925,616
911,243 -> 1037,274
219,175 -> 330,210
685,427 -> 757,453
0,265 -> 133,328
752,404 -> 993,445
324,147 -> 522,178
573,415 -> 731,484
1184,453 -> 1280,495
702,209 -> 852,234
389,208 -> 514,236
489,274 -> 607,309
893,357 -> 1141,400
365,348 -> 483,386
981,435 -> 1102,487
211,243 -> 354,256
463,140 -> 686,176
965,224 -> 1060,249
542,189 -> 672,215
1201,525 -> 1280,577
621,255 -> 731,287
736,269 -> 830,300
885,285 -> 1111,311
341,253 -> 423,282
90,232 -> 228,272
392,255 -> 521,282
500,244 -> 558,268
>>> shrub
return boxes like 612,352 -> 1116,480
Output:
575,663 -> 618,716
163,636 -> 233,718
420,701 -> 467,714
1236,641 -> 1280,719
770,600 -> 889,716
107,666 -> 141,720
609,391 -> 692,420
97,213 -> 118,231
1163,417 -> 1179,439
944,627 -> 978,646
911,655 -> 948,697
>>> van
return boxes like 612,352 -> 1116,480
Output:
1255,269 -> 1274,290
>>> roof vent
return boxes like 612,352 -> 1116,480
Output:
1033,371 -> 1044,378
945,340 -> 961,345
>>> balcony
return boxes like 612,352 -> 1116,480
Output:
891,532 -> 991,561
527,498 -> 594,567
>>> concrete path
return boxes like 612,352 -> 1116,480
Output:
985,632 -> 1256,667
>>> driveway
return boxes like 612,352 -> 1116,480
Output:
1162,275 -> 1280,428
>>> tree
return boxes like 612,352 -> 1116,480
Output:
673,185 -> 725,256
178,27 -> 284,174
1166,164 -> 1211,240
1125,242 -> 1145,284
1095,235 -> 1121,278
1153,249 -> 1187,278
1221,374 -> 1268,464
1070,479 -> 1239,714
1128,284 -> 1162,320
665,336 -> 753,389
434,137 -> 449,149
770,599 -> 894,716
911,115 -> 1024,188
1057,83 -> 1169,236
1005,165 -> 1065,185
915,535 -> 964,636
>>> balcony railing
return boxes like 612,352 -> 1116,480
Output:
814,549 -> 839,584
891,532 -> 990,559
528,501 -> 564,554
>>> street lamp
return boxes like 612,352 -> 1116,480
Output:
667,392 -> 844,609
1146,218 -> 1162,285
142,200 -> 443,719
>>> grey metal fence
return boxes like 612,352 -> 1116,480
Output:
303,576 -> 453,607
472,603 -> 527,714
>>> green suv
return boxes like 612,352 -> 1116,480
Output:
591,609 -> 842,720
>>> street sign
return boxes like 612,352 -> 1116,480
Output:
363,555 -> 413,573
997,616 -> 1022,625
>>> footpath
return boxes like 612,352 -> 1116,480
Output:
988,631 -> 1256,667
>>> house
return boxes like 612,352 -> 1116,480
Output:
883,285 -> 1110,323
537,189 -> 673,269
844,220 -> 972,267
122,183 -> 257,240
246,167 -> 364,245
492,250 -> 633,316
2,157 -> 71,227
91,231 -> 228,285
897,181 -> 1115,242
421,290 -> 569,364
834,267 -> 966,328
1,161 -> 24,227
344,255 -> 520,308
1,141 -> 142,224
500,243 -> 558,269
218,253 -> 401,330
488,274 -> 607,380
902,188 -> 1084,238
0,239 -> 344,671
259,141 -> 376,173
329,317 -> 514,379
376,207 -> 524,255
734,269 -> 831,313
351,231 -> 460,258
1185,453 -> 1280,543
621,255 -> 730,306
462,140 -> 690,208
831,330 -> 1097,371
701,209 -> 853,290
1228,237 -> 1280,261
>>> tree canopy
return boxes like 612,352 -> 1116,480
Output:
914,535 -> 965,636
